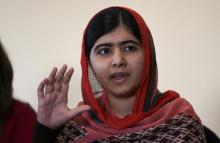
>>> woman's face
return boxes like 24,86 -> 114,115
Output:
89,25 -> 144,98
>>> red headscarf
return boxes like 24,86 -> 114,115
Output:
81,6 -> 179,129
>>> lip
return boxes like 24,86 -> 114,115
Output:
110,72 -> 129,83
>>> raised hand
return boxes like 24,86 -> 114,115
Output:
37,65 -> 90,129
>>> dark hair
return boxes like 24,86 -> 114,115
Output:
85,7 -> 141,58
0,41 -> 13,130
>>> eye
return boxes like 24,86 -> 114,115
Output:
97,47 -> 112,55
123,45 -> 138,52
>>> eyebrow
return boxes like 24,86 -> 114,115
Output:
119,40 -> 141,46
94,40 -> 141,50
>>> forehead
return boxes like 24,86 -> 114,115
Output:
93,25 -> 139,46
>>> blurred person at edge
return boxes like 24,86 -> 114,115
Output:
0,41 -> 36,143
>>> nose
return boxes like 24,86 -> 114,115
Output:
111,49 -> 127,68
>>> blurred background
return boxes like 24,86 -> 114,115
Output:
0,0 -> 219,136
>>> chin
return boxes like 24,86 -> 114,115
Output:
110,88 -> 137,98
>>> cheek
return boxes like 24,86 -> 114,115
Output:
131,55 -> 144,77
90,59 -> 108,81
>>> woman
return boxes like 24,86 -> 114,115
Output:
0,41 -> 36,143
34,7 -> 206,142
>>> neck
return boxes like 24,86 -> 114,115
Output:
106,94 -> 135,118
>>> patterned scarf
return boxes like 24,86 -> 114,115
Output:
55,7 -> 206,142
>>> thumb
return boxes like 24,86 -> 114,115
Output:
67,105 -> 91,119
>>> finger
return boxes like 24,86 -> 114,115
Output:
60,68 -> 74,95
46,67 -> 57,93
54,65 -> 67,91
48,67 -> 58,82
63,68 -> 74,83
56,64 -> 68,82
67,105 -> 91,119
56,68 -> 73,98
37,78 -> 48,99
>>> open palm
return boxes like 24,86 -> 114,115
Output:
37,65 -> 90,129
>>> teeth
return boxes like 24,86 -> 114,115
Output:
113,75 -> 123,79
111,72 -> 128,79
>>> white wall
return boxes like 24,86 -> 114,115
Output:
0,0 -> 219,136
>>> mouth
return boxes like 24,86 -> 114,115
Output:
110,72 -> 129,83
